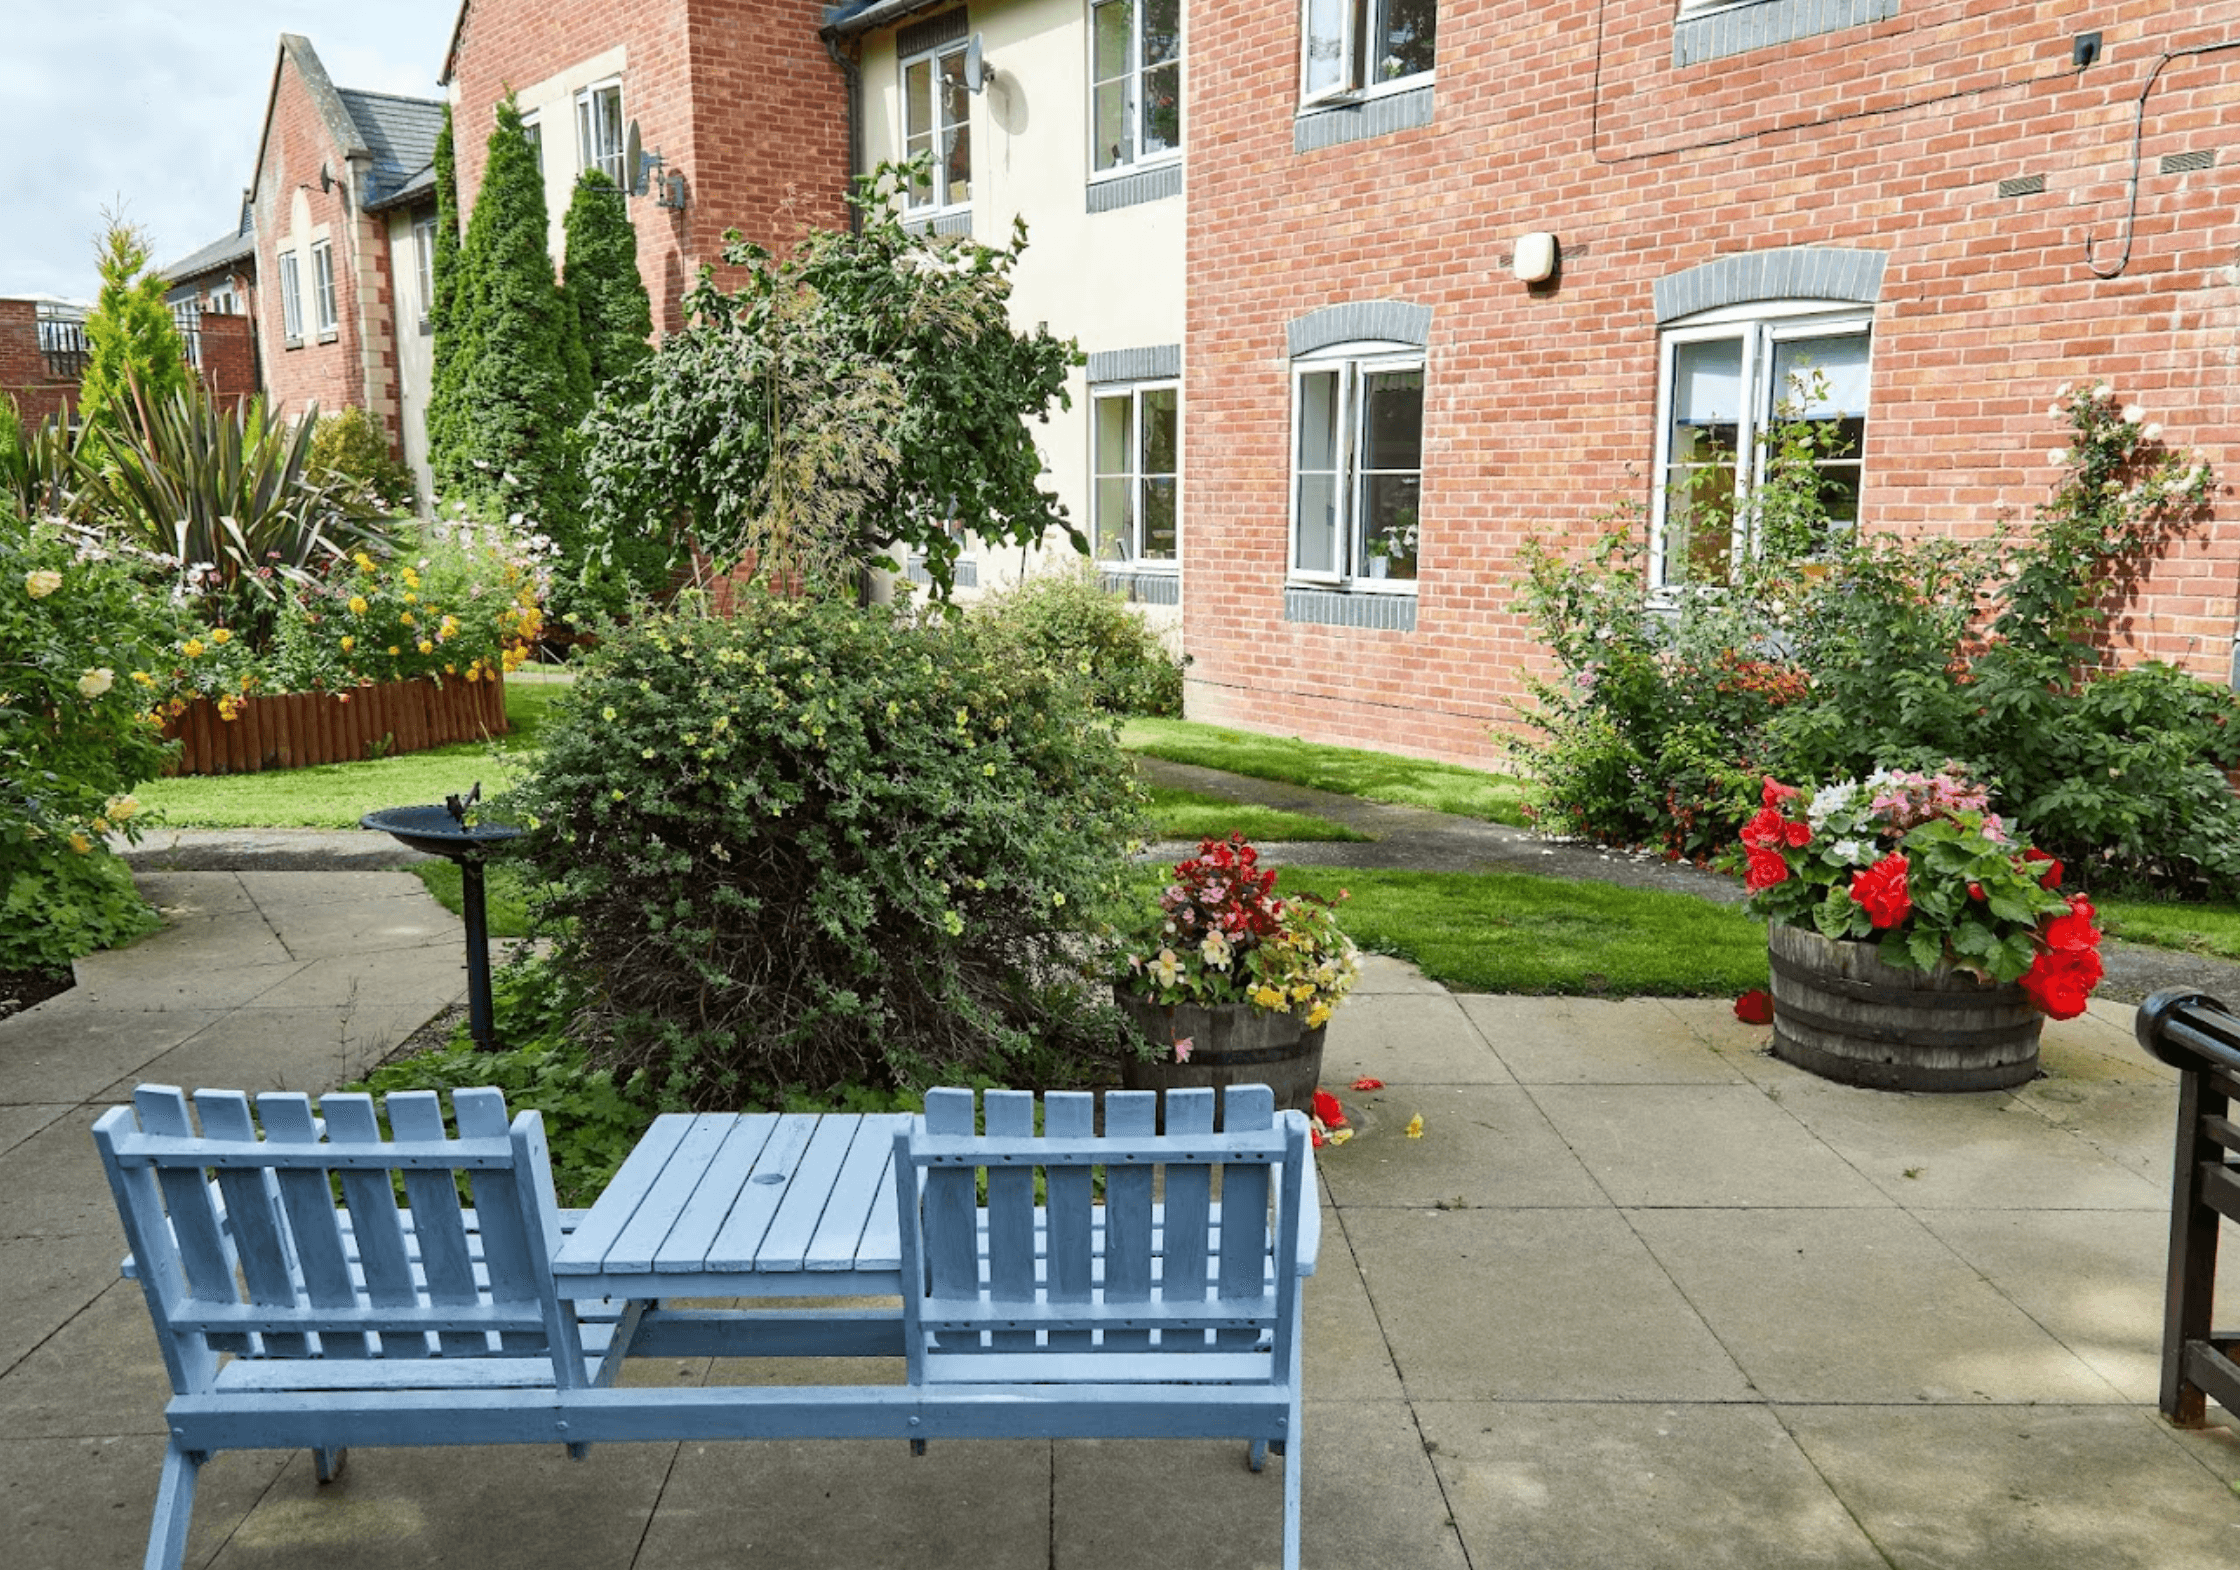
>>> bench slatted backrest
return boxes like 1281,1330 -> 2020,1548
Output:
92,1085 -> 584,1397
896,1085 -> 1308,1383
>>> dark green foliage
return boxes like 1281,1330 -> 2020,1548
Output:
975,564 -> 1185,715
561,170 -> 653,391
0,847 -> 160,970
77,217 -> 190,438
0,397 -> 82,522
426,105 -> 467,490
307,407 -> 416,515
438,98 -> 590,554
506,596 -> 1144,1107
579,164 -> 1081,609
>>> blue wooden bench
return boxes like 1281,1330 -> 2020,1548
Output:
96,1081 -> 1316,1570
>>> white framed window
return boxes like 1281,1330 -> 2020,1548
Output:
412,214 -> 437,323
279,251 -> 303,342
1093,382 -> 1179,565
574,83 -> 623,187
1090,0 -> 1181,174
1290,345 -> 1423,587
310,240 -> 337,334
1301,0 -> 1436,106
519,111 -> 544,177
1651,304 -> 1872,590
902,40 -> 971,212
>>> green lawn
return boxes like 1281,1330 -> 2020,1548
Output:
2095,895 -> 2240,962
1121,717 -> 1530,826
135,683 -> 564,828
1144,785 -> 1369,844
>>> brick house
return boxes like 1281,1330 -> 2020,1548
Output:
248,34 -> 442,498
1179,2 -> 2240,764
0,297 -> 91,427
162,194 -> 263,412
438,0 -> 852,337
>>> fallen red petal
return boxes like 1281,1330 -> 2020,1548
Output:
1734,989 -> 1775,1025
1351,1077 -> 1384,1091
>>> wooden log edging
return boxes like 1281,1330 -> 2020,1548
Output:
159,674 -> 509,776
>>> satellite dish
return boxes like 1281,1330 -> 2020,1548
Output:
964,34 -> 992,94
623,120 -> 646,195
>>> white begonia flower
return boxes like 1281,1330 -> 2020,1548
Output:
1806,779 -> 1858,830
1830,838 -> 1866,864
2054,381 -> 2072,397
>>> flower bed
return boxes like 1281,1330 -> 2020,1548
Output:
158,671 -> 508,776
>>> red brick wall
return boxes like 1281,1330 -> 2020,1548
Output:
447,0 -> 849,336
0,300 -> 78,426
1185,1 -> 2240,767
196,313 -> 259,413
254,43 -> 398,444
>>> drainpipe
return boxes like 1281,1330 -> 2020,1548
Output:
823,31 -> 863,236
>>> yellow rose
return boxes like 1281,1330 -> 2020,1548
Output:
24,569 -> 61,598
210,628 -> 232,645
399,612 -> 415,627
182,639 -> 206,658
348,596 -> 368,615
77,667 -> 115,698
386,645 -> 401,656
340,635 -> 355,652
105,794 -> 139,822
417,640 -> 434,655
67,831 -> 91,855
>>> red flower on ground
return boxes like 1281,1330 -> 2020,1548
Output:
1350,1077 -> 1384,1091
1733,989 -> 1774,1025
1849,853 -> 1912,928
1311,1089 -> 1347,1128
1744,846 -> 1791,893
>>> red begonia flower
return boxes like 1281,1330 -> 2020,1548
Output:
1311,1089 -> 1346,1128
1849,853 -> 1912,928
1744,846 -> 1790,892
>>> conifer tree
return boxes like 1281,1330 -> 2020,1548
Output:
77,216 -> 188,437
446,96 -> 589,539
561,169 -> 654,391
425,104 -> 470,492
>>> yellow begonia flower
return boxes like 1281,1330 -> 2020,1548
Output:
24,569 -> 62,598
130,671 -> 154,687
387,645 -> 401,656
78,667 -> 115,698
1305,1003 -> 1332,1029
1252,985 -> 1288,1009
399,612 -> 415,627
353,552 -> 374,570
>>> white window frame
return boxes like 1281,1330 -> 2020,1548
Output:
1300,0 -> 1437,108
310,240 -> 337,334
1287,342 -> 1424,592
1649,301 -> 1873,595
518,110 -> 545,178
278,250 -> 303,342
1091,380 -> 1180,568
901,39 -> 972,214
412,214 -> 437,326
1088,0 -> 1183,178
575,82 -> 624,187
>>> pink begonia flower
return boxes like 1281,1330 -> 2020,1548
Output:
1173,1036 -> 1193,1064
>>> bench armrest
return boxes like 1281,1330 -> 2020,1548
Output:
1295,1151 -> 1321,1277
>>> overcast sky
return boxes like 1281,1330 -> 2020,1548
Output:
2,1 -> 464,302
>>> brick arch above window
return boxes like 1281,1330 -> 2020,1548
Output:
1653,248 -> 1886,326
1287,301 -> 1431,359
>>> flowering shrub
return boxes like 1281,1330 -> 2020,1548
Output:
144,511 -> 550,720
507,595 -> 1145,1106
1114,834 -> 1362,1039
1738,767 -> 2102,1019
0,517 -> 172,968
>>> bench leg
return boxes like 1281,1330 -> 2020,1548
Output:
1248,1439 -> 1267,1473
312,1446 -> 347,1484
144,1440 -> 202,1570
1281,1424 -> 1302,1570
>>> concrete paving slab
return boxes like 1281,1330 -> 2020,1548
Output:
637,1437 -> 1050,1570
0,1280 -> 173,1437
85,910 -> 295,973
0,1436 -> 287,1570
1303,1215 -> 1406,1402
1461,994 -> 1752,1084
235,947 -> 467,1012
1347,952 -> 1448,995
2010,1076 -> 2180,1185
0,1236 -> 135,1370
1320,992 -> 1515,1085
1348,1207 -> 1752,1402
0,1005 -> 228,1104
0,1102 -> 69,1158
206,1443 -> 672,1570
1419,1400 -> 1886,1570
1529,1083 -> 1891,1208
1317,1085 -> 1607,1210
1911,1207 -> 2240,1405
1778,1404 -> 2240,1570
59,958 -> 305,1012
1630,1208 -> 2126,1404
260,894 -> 461,962
103,1004 -> 450,1101
236,870 -> 442,910
0,1112 -> 132,1240
131,870 -> 260,918
1772,1080 -> 2165,1211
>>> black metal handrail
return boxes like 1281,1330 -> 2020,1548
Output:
2134,988 -> 2240,1429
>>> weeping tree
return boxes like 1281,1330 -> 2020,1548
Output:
561,169 -> 653,391
579,163 -> 1081,609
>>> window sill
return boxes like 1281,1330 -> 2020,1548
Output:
902,208 -> 973,239
1673,0 -> 1899,67
315,330 -> 339,345
1099,566 -> 1180,606
1295,80 -> 1434,154
281,337 -> 303,351
1086,160 -> 1182,214
1283,583 -> 1418,631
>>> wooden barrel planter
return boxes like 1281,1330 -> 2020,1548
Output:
160,674 -> 509,776
1766,921 -> 2042,1092
1113,987 -> 1327,1120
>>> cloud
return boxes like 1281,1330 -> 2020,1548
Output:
0,0 -> 458,300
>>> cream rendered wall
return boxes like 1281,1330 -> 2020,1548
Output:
385,209 -> 435,509
511,46 -> 631,266
859,0 -> 1182,631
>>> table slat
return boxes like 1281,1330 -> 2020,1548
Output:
803,1116 -> 907,1271
606,1115 -> 741,1273
551,1115 -> 694,1274
756,1117 -> 866,1271
705,1115 -> 820,1271
653,1115 -> 779,1274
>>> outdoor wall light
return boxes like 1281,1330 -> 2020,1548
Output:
1513,232 -> 1559,284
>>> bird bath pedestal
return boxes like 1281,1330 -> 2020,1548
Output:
361,795 -> 523,1051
